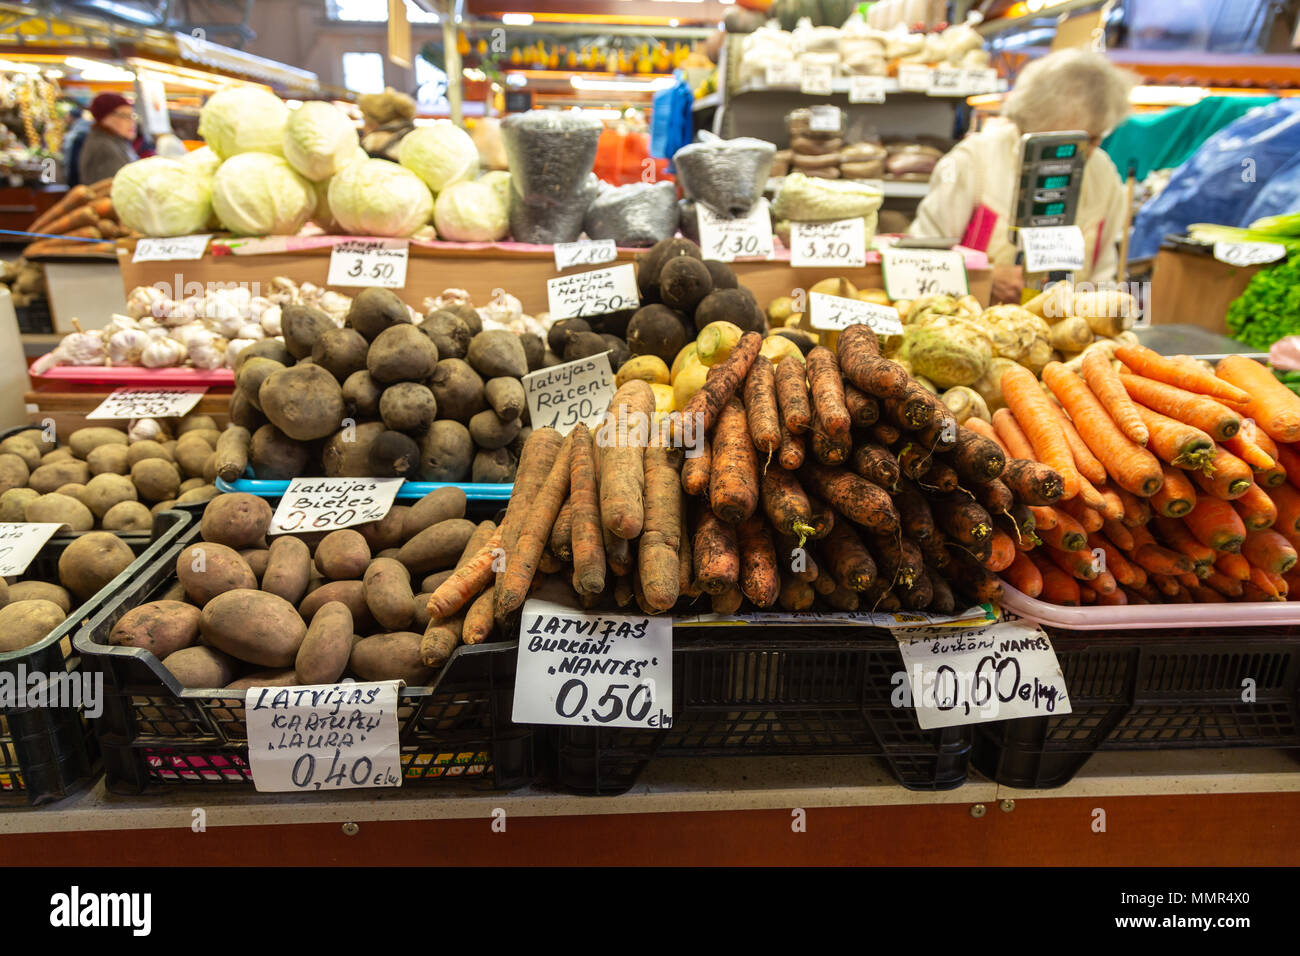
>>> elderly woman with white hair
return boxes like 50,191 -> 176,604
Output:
909,50 -> 1138,303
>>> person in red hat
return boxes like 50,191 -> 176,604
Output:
77,92 -> 139,185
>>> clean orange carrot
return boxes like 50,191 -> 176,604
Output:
1047,400 -> 1107,484
1089,536 -> 1138,586
1150,463 -> 1197,517
1115,485 -> 1151,527
1132,542 -> 1194,576
1251,427 -> 1281,462
982,530 -> 1017,572
427,528 -> 503,620
1223,427 -> 1276,472
1274,443 -> 1300,487
1117,344 -> 1250,405
1096,586 -> 1128,606
1130,403 -> 1216,471
1267,482 -> 1300,535
1039,507 -> 1087,551
1153,574 -> 1182,598
1204,570 -> 1244,597
1060,495 -> 1103,533
1233,482 -> 1277,531
992,407 -> 1036,460
1000,364 -> 1081,500
1079,583 -> 1098,604
1102,517 -> 1135,552
1154,517 -> 1215,571
1083,349 -> 1148,445
1185,496 -> 1247,553
1216,551 -> 1251,581
964,416 -> 1007,454
1242,528 -> 1298,574
1118,371 -> 1241,441
1004,550 -> 1044,597
1249,565 -> 1281,598
1095,483 -> 1126,521
1029,551 -> 1081,604
1192,444 -> 1255,500
1265,568 -> 1289,597
1128,523 -> 1157,550
1215,354 -> 1300,442
1029,505 -> 1059,530
1093,569 -> 1118,594
1285,569 -> 1300,596
1042,363 -> 1163,497
1045,545 -> 1099,581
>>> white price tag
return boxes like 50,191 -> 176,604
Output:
1019,225 -> 1086,273
245,681 -> 402,792
765,61 -> 801,87
546,263 -> 640,321
513,599 -> 673,730
849,74 -> 887,104
808,105 -> 841,132
268,477 -> 404,536
808,291 -> 903,335
554,239 -> 618,271
790,218 -> 867,268
881,248 -> 968,299
897,64 -> 934,92
86,387 -> 206,421
697,198 -> 774,262
963,67 -> 998,94
522,352 -> 617,435
894,619 -> 1072,730
929,66 -> 965,96
801,63 -> 834,96
0,523 -> 63,577
327,238 -> 409,288
1213,241 -> 1287,267
131,234 -> 211,262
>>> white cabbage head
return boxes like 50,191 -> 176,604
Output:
283,101 -> 361,181
328,158 -> 434,237
199,85 -> 289,159
111,156 -> 213,237
397,122 -> 479,194
211,153 -> 316,236
433,180 -> 508,242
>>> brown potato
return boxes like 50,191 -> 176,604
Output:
176,484 -> 220,505
86,443 -> 131,476
82,472 -> 137,518
176,542 -> 257,604
177,414 -> 219,435
259,364 -> 345,441
41,447 -> 75,465
109,601 -> 200,657
200,492 -> 272,549
295,601 -> 354,684
225,668 -> 300,691
58,532 -> 135,600
401,486 -> 467,541
151,499 -> 177,515
240,548 -> 271,580
0,435 -> 41,469
28,460 -> 91,494
56,482 -> 87,500
350,632 -> 433,684
262,536 -> 311,604
356,505 -> 409,552
102,500 -> 153,532
24,492 -> 94,532
412,592 -> 433,632
131,458 -> 182,503
179,477 -> 207,494
162,646 -> 236,689
420,569 -> 454,594
0,487 -> 39,522
174,437 -> 214,479
127,440 -> 173,466
0,453 -> 29,494
8,581 -> 71,612
200,589 -> 307,667
363,557 -> 414,631
0,599 -> 66,652
297,579 -> 373,631
68,426 -> 127,459
396,518 -> 477,575
314,529 -> 371,580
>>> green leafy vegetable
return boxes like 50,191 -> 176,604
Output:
1226,253 -> 1300,349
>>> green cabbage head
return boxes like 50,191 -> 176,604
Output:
179,145 -> 221,182
199,86 -> 288,159
328,158 -> 434,237
111,156 -> 213,237
211,153 -> 315,236
283,101 -> 361,181
434,180 -> 509,242
398,122 -> 479,193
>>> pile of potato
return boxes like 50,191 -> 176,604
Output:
108,489 -> 486,690
225,287 -> 538,485
0,416 -> 221,533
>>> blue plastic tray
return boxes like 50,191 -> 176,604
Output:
215,476 -> 514,501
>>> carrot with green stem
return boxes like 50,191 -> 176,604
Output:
870,534 -> 924,587
1215,354 -> 1300,442
710,396 -> 760,523
742,356 -> 781,454
498,434 -> 574,616
1242,528 -> 1299,575
1117,371 -> 1241,441
836,325 -> 911,400
774,355 -> 811,434
1116,343 -> 1250,405
1042,362 -> 1164,497
1047,399 -> 1108,485
1233,482 -> 1277,531
761,466 -> 817,542
1001,364 -> 1082,500
1185,496 -> 1248,553
1150,463 -> 1197,517
1129,403 -> 1215,471
1192,444 -> 1254,500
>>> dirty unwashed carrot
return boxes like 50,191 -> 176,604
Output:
778,425 -> 805,470
975,476 -> 1015,517
1083,349 -> 1148,446
843,383 -> 880,427
743,356 -> 781,454
498,434 -> 573,616
809,404 -> 851,465
801,465 -> 900,536
1185,496 -> 1248,553
679,331 -> 763,441
1001,364 -> 1082,500
821,520 -> 877,591
1048,396 -> 1108,485
761,466 -> 816,540
774,356 -> 812,434
569,423 -> 607,595
932,496 -> 994,549
1233,482 -> 1277,531
1242,528 -> 1299,574
982,530 -> 1016,572
919,458 -> 959,493
694,508 -> 739,595
1215,354 -> 1300,443
549,501 -> 573,563
487,426 -> 562,607
1193,445 -> 1254,501
710,396 -> 760,523
835,325 -> 911,400
1119,370 -> 1241,441
894,480 -> 937,543
599,380 -> 656,539
638,435 -> 682,613
805,346 -> 852,442
1116,343 -> 1250,405
1004,550 -> 1044,597
999,459 -> 1065,506
420,614 -> 465,667
462,591 -> 495,646
951,427 -> 1007,485
1150,463 -> 1197,517
28,184 -> 91,234
734,516 -> 778,609
681,434 -> 711,496
1042,363 -> 1164,497
852,443 -> 900,490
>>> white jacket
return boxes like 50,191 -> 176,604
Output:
909,119 -> 1127,282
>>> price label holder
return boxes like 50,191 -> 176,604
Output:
894,619 -> 1072,730
963,67 -> 998,94
849,74 -> 887,104
1212,241 -> 1287,267
808,291 -> 903,335
546,263 -> 639,321
790,218 -> 866,268
268,477 -> 404,535
513,599 -> 673,731
245,681 -> 402,792
807,104 -> 842,133
131,234 -> 212,262
86,386 -> 207,421
881,247 -> 968,299
522,351 -> 617,435
897,64 -> 933,93
554,239 -> 618,271
765,61 -> 801,87
801,63 -> 834,96
929,66 -> 965,96
1018,225 -> 1085,273
0,523 -> 63,577
697,198 -> 775,262
327,238 -> 410,288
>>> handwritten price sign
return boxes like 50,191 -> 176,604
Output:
523,352 -> 616,436
808,291 -> 903,335
1019,225 -> 1085,273
546,263 -> 639,321
87,387 -> 207,421
0,523 -> 64,577
554,239 -> 618,271
268,477 -> 404,535
132,234 -> 212,262
1213,241 -> 1287,268
697,198 -> 774,263
327,239 -> 409,288
790,218 -> 866,268
880,248 -> 968,299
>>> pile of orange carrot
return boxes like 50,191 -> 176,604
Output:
988,342 -> 1300,605
22,178 -> 134,258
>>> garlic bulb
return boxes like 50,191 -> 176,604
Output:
103,313 -> 140,339
225,337 -> 256,368
432,288 -> 472,309
60,330 -> 108,366
260,304 -> 282,336
316,292 -> 351,324
107,328 -> 150,365
141,337 -> 186,368
127,418 -> 164,442
237,321 -> 264,340
248,296 -> 274,321
209,308 -> 247,339
126,286 -> 168,319
481,292 -> 523,329
189,337 -> 226,369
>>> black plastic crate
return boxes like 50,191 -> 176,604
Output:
551,628 -> 971,795
1,509 -> 192,807
972,626 -> 1300,789
75,521 -> 534,792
